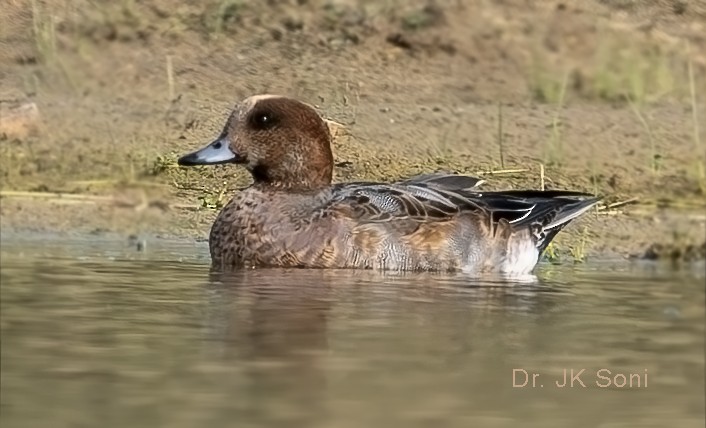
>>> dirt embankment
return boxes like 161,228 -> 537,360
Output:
1,0 -> 704,262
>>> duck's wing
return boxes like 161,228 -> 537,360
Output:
398,172 -> 485,190
326,180 -> 599,251
325,173 -> 484,221
326,181 -> 463,223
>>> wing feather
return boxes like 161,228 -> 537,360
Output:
324,174 -> 599,248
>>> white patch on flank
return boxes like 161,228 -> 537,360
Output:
502,235 -> 539,275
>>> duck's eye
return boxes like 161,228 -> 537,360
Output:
251,111 -> 276,130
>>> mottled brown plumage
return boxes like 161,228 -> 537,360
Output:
178,95 -> 600,274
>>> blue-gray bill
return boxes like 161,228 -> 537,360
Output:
178,137 -> 240,166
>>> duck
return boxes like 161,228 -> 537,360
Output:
178,94 -> 600,274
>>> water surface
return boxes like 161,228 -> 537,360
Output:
1,233 -> 704,427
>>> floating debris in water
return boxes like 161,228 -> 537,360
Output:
127,234 -> 147,252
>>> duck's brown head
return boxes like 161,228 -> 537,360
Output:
178,95 -> 334,189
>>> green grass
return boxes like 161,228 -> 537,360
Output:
543,242 -> 561,264
206,0 -> 245,34
198,181 -> 229,210
401,4 -> 442,31
591,41 -> 676,104
688,54 -> 705,194
528,53 -> 567,104
544,70 -> 569,167
568,227 -> 589,264
31,0 -> 57,64
496,102 -> 505,169
529,33 -> 683,105
543,228 -> 591,265
626,95 -> 660,176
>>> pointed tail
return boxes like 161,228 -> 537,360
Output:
535,196 -> 601,254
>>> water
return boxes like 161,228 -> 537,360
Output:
1,233 -> 704,428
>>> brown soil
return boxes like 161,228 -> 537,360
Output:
1,0 -> 705,262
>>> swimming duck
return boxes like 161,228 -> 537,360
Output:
178,95 -> 599,274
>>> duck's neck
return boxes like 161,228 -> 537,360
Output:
250,164 -> 332,192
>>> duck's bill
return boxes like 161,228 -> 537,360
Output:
178,138 -> 241,166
